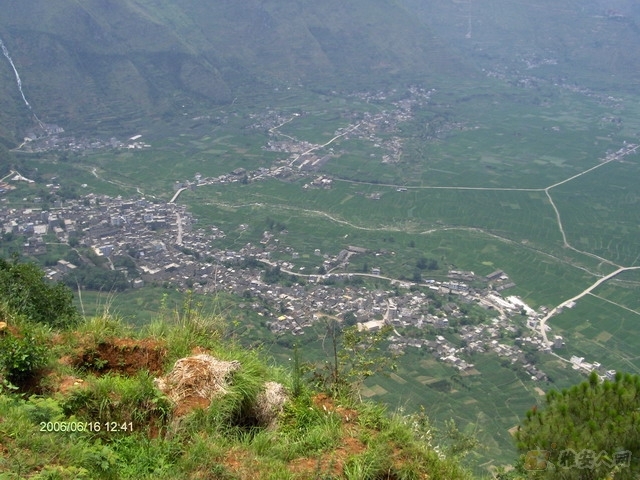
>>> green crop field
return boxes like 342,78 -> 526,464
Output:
253,316 -> 583,472
6,2 -> 640,475
552,161 -> 640,266
9,67 -> 640,473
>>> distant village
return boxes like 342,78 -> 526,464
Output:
2,84 -> 627,385
1,181 -> 618,384
14,128 -> 151,154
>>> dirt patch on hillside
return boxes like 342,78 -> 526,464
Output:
0,321 -> 20,337
57,375 -> 86,394
74,338 -> 166,376
312,393 -> 359,423
286,394 -> 368,478
173,396 -> 211,417
288,435 -> 367,478
223,448 -> 261,478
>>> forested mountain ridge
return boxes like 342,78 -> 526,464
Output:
2,0 -> 640,146
0,0 -> 464,144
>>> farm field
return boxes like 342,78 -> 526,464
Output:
11,74 -> 640,471
265,323 -> 584,471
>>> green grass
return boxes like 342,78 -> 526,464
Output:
5,60 -> 640,478
0,302 -> 477,479
552,158 -> 640,266
551,294 -> 640,375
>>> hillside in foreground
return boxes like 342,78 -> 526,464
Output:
3,259 -> 640,479
0,259 -> 476,479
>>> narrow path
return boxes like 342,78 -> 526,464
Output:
288,123 -> 361,168
201,200 -> 388,231
175,211 -> 183,246
545,151 -> 632,190
541,149 -> 639,269
538,266 -> 640,345
202,199 -> 605,278
335,146 -> 637,270
418,226 -> 604,277
86,166 -> 139,192
0,170 -> 16,182
7,169 -> 35,183
588,293 -> 640,317
268,115 -> 298,141
335,178 -> 542,192
170,187 -> 188,203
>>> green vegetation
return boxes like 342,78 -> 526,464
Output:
6,74 -> 640,472
0,260 -> 476,479
0,305 -> 49,388
62,265 -> 130,293
0,0 -> 469,146
308,318 -> 398,398
511,371 -> 640,479
3,260 -> 637,478
3,2 -> 640,475
0,257 -> 79,329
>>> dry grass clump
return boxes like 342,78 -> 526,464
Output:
155,354 -> 241,406
253,381 -> 288,429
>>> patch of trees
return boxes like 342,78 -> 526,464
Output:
343,276 -> 364,286
234,257 -> 261,269
0,145 -> 12,176
0,257 -> 78,329
261,265 -> 301,286
263,265 -> 283,284
416,257 -> 438,270
321,276 -> 336,285
63,265 -> 129,292
57,185 -> 79,201
343,311 -> 357,326
265,217 -> 286,232
178,246 -> 200,259
0,258 -> 76,388
512,371 -> 640,479
112,255 -> 137,276
243,257 -> 262,269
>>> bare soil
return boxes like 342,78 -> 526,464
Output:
74,337 -> 167,375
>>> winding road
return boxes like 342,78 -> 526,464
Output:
93,113 -> 638,356
288,123 -> 361,168
538,266 -> 640,346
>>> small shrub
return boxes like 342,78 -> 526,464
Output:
61,372 -> 172,437
22,396 -> 66,424
0,257 -> 79,329
0,322 -> 49,386
80,443 -> 118,478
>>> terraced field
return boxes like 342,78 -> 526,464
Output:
17,77 -> 640,471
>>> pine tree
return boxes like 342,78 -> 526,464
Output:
515,373 -> 640,479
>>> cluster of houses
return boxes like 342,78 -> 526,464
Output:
2,176 -> 624,383
4,144 -> 632,389
570,355 -> 617,381
253,86 -> 436,172
386,283 -> 549,379
4,84 -> 633,384
16,131 -> 151,154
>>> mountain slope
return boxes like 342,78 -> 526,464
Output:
0,0 -> 465,144
397,0 -> 640,91
2,0 -> 640,146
